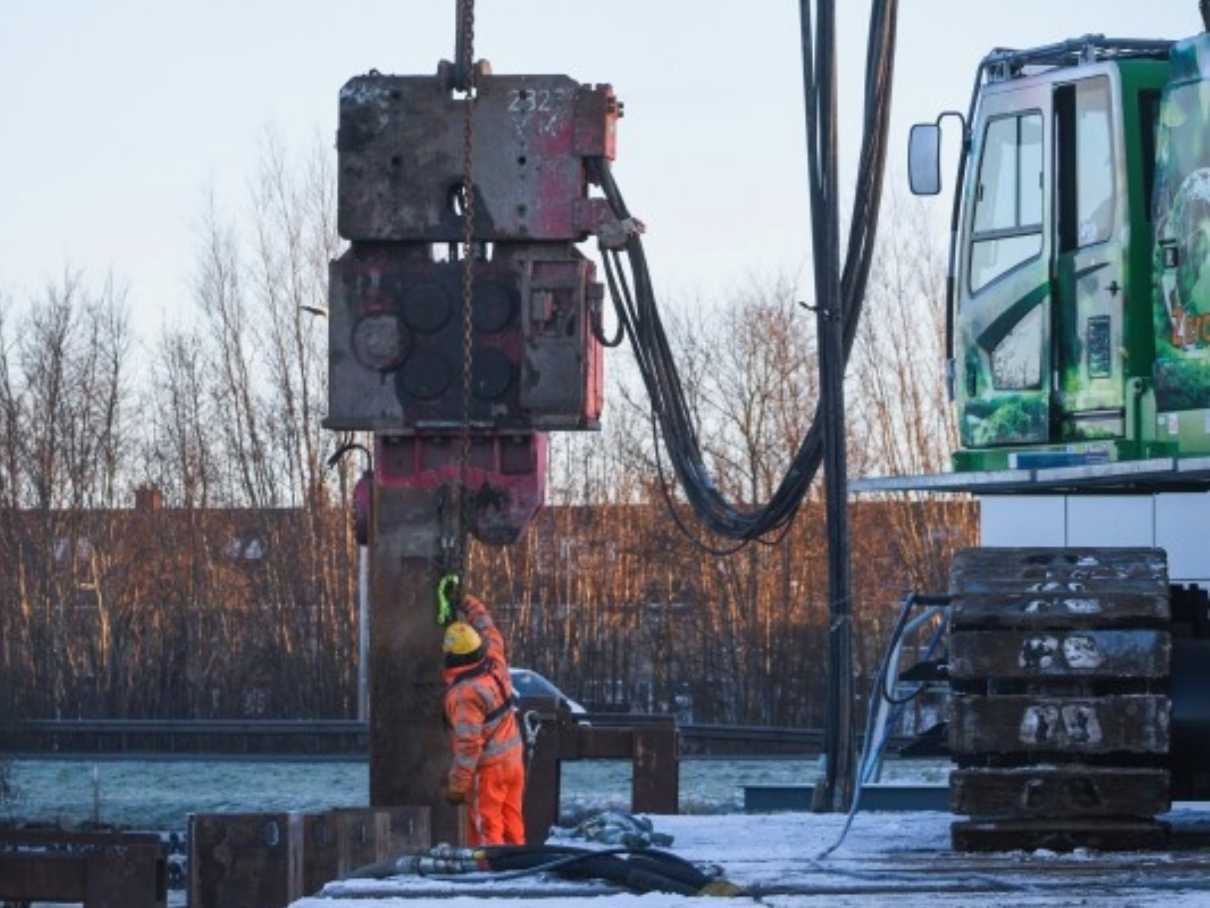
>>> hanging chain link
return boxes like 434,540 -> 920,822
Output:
449,0 -> 478,582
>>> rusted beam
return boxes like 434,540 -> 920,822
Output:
632,725 -> 678,815
0,852 -> 89,902
568,726 -> 642,759
523,716 -> 564,845
368,555 -> 453,841
188,812 -> 303,908
522,713 -> 679,844
189,808 -> 431,906
0,830 -> 165,908
367,476 -> 457,844
303,807 -> 430,896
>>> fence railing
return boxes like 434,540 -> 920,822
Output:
4,719 -> 368,757
1,718 -> 914,758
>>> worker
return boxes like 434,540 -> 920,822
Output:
441,592 -> 526,845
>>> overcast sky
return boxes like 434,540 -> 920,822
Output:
0,2 -> 1195,338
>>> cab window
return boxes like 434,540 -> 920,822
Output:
970,112 -> 1044,291
1057,77 -> 1115,251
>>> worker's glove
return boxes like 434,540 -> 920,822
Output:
444,786 -> 467,806
437,574 -> 462,626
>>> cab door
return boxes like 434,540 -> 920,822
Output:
1051,74 -> 1127,442
956,85 -> 1051,449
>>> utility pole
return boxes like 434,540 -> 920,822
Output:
801,0 -> 856,812
818,293 -> 855,812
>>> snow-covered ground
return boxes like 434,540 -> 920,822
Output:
301,807 -> 1210,908
8,758 -> 1210,907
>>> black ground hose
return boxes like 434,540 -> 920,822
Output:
482,845 -> 715,895
484,842 -> 708,878
347,843 -> 743,896
623,849 -> 719,891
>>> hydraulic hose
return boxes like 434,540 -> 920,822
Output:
344,843 -> 744,897
814,591 -> 949,859
482,848 -> 703,895
588,0 -> 900,545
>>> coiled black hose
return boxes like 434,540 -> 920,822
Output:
345,843 -> 742,897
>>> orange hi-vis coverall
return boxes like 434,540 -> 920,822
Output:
442,596 -> 526,845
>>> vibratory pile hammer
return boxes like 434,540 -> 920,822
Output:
322,16 -> 628,840
326,63 -> 621,547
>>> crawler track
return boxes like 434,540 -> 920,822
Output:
946,547 -> 1172,851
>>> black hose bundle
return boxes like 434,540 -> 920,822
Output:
588,0 -> 900,545
484,844 -> 725,895
346,843 -> 744,897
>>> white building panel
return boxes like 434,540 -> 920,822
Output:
1065,496 -> 1155,547
979,496 -> 1066,546
1155,493 -> 1210,586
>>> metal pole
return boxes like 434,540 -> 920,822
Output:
818,292 -> 855,814
800,0 -> 855,813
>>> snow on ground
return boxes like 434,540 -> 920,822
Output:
10,759 -> 1210,906
296,807 -> 1210,908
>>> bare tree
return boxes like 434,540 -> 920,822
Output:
848,192 -> 976,593
142,329 -> 219,508
0,271 -> 136,718
180,133 -> 357,717
246,131 -> 339,502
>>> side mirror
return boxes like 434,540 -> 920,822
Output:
908,123 -> 942,196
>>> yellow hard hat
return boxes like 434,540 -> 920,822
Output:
443,621 -> 483,658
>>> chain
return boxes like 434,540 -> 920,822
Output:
451,0 -> 477,581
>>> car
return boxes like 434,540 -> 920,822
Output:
508,668 -> 587,717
